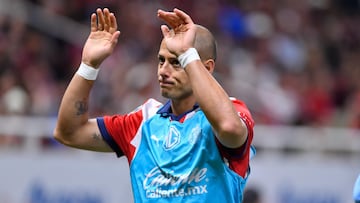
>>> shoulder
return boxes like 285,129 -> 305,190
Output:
229,97 -> 255,127
229,97 -> 251,114
104,98 -> 163,124
145,98 -> 163,107
229,97 -> 247,106
132,98 -> 163,120
128,98 -> 163,113
142,98 -> 163,111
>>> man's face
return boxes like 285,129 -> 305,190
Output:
157,40 -> 193,100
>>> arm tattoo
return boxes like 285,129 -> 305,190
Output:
92,133 -> 102,141
75,100 -> 88,115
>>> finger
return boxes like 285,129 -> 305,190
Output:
110,31 -> 121,48
103,8 -> 110,32
160,25 -> 171,39
157,9 -> 182,29
96,8 -> 105,31
173,8 -> 194,25
109,12 -> 118,33
90,13 -> 97,32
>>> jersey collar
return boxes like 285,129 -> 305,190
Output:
157,100 -> 199,121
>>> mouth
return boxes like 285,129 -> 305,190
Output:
159,80 -> 174,88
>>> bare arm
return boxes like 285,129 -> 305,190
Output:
53,8 -> 121,151
157,9 -> 247,148
184,60 -> 247,148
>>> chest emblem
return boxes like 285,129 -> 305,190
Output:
163,126 -> 181,150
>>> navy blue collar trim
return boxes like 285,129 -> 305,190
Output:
157,100 -> 199,121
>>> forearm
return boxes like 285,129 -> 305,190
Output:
185,60 -> 234,123
185,60 -> 247,148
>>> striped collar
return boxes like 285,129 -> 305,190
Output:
157,100 -> 199,121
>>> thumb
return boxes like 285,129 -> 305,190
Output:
160,25 -> 171,38
110,31 -> 121,49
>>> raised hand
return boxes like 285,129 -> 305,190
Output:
157,8 -> 197,57
82,8 -> 121,68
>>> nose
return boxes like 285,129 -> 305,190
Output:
158,61 -> 171,79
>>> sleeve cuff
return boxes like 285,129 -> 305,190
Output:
97,117 -> 124,157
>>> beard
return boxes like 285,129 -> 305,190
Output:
160,87 -> 193,100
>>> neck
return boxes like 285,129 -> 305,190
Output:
170,97 -> 197,116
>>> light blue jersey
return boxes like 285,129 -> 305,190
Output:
97,98 -> 255,203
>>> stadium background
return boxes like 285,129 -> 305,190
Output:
0,0 -> 359,202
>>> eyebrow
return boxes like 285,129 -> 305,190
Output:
158,54 -> 177,60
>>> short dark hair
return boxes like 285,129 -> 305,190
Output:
194,25 -> 217,62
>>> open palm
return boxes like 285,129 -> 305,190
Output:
157,8 -> 197,57
82,8 -> 120,68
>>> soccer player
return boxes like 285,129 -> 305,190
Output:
54,7 -> 255,203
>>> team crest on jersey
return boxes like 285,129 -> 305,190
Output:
189,125 -> 201,145
163,126 -> 181,150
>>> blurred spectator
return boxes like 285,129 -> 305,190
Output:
0,69 -> 30,115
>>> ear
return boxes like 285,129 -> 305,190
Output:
203,59 -> 215,73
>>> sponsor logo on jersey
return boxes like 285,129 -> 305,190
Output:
143,166 -> 209,198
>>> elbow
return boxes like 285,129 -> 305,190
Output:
217,120 -> 248,148
53,127 -> 72,146
219,120 -> 247,136
53,130 -> 63,144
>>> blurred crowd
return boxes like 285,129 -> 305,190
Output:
0,0 -> 360,131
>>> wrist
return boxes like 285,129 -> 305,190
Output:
178,48 -> 200,68
76,62 -> 99,80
